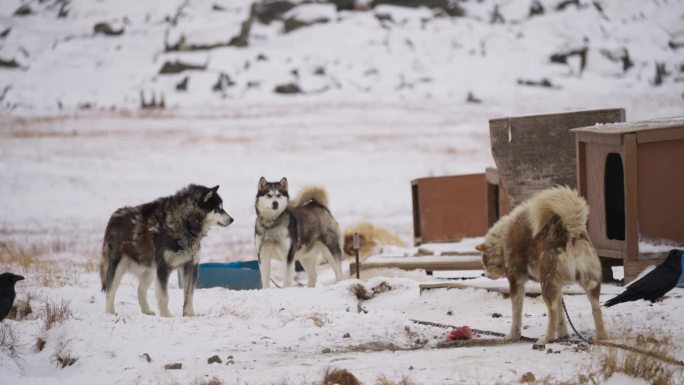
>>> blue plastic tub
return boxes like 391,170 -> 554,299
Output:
177,260 -> 262,290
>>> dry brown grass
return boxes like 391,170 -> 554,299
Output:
598,344 -> 683,385
350,281 -> 393,301
0,241 -> 42,272
36,299 -> 74,352
193,377 -> 224,385
51,333 -> 77,369
506,332 -> 684,385
307,313 -> 329,328
375,375 -> 415,385
6,290 -> 35,321
0,323 -> 21,360
42,299 -> 74,333
0,240 -> 91,287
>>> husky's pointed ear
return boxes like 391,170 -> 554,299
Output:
279,177 -> 288,190
258,177 -> 267,190
475,243 -> 486,252
203,186 -> 218,203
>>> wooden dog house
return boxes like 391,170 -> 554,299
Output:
572,117 -> 684,282
411,174 -> 488,245
489,109 -> 626,205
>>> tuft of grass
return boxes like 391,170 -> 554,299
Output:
0,323 -> 21,360
36,299 -> 73,352
7,290 -> 35,321
193,377 -> 223,385
0,241 -> 41,272
350,281 -> 393,301
599,345 -> 683,385
52,334 -> 77,369
307,312 -> 328,328
42,299 -> 73,332
350,283 -> 372,300
375,375 -> 414,385
320,368 -> 361,385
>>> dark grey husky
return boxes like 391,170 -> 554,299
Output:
100,185 -> 233,316
255,177 -> 344,288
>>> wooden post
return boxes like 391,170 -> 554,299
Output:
353,233 -> 360,279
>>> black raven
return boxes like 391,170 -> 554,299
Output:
604,249 -> 683,307
0,272 -> 25,321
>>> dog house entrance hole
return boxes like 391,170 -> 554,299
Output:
604,153 -> 625,240
412,184 -> 421,239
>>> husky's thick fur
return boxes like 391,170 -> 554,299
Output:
477,186 -> 607,344
255,177 -> 343,288
100,185 -> 233,317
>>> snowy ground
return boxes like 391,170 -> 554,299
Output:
2,102 -> 683,385
1,0 -> 684,384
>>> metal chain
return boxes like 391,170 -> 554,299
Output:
409,318 -> 537,343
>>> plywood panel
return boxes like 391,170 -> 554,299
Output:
637,138 -> 684,243
412,174 -> 488,244
490,109 -> 625,206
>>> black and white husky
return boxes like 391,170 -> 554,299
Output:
255,177 -> 344,288
100,184 -> 233,317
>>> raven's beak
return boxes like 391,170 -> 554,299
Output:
16,275 -> 25,281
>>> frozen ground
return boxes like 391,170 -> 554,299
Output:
2,101 -> 683,385
1,0 -> 684,384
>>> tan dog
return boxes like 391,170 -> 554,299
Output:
343,221 -> 406,258
477,186 -> 607,344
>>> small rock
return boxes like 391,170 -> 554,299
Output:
140,353 -> 152,363
164,363 -> 182,370
416,247 -> 434,256
409,365 -> 414,370
532,344 -> 545,351
207,355 -> 222,364
35,338 -> 46,352
274,83 -> 302,94
520,372 -> 536,383
322,347 -> 332,354
342,333 -> 351,338
446,310 -> 453,316
491,313 -> 503,318
546,348 -> 553,354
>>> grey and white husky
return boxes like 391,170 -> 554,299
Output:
100,184 -> 233,317
255,177 -> 344,288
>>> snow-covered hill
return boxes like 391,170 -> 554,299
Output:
0,0 -> 682,114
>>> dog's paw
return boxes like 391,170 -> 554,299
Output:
595,331 -> 608,341
142,310 -> 156,316
504,332 -> 521,341
183,309 -> 196,317
160,310 -> 173,318
536,336 -> 551,345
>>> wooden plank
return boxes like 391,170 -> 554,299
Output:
349,256 -> 482,276
574,131 -> 623,145
636,127 -> 684,143
624,134 -> 638,261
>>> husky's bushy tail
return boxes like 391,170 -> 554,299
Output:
527,186 -> 590,241
290,186 -> 329,208
100,226 -> 123,293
